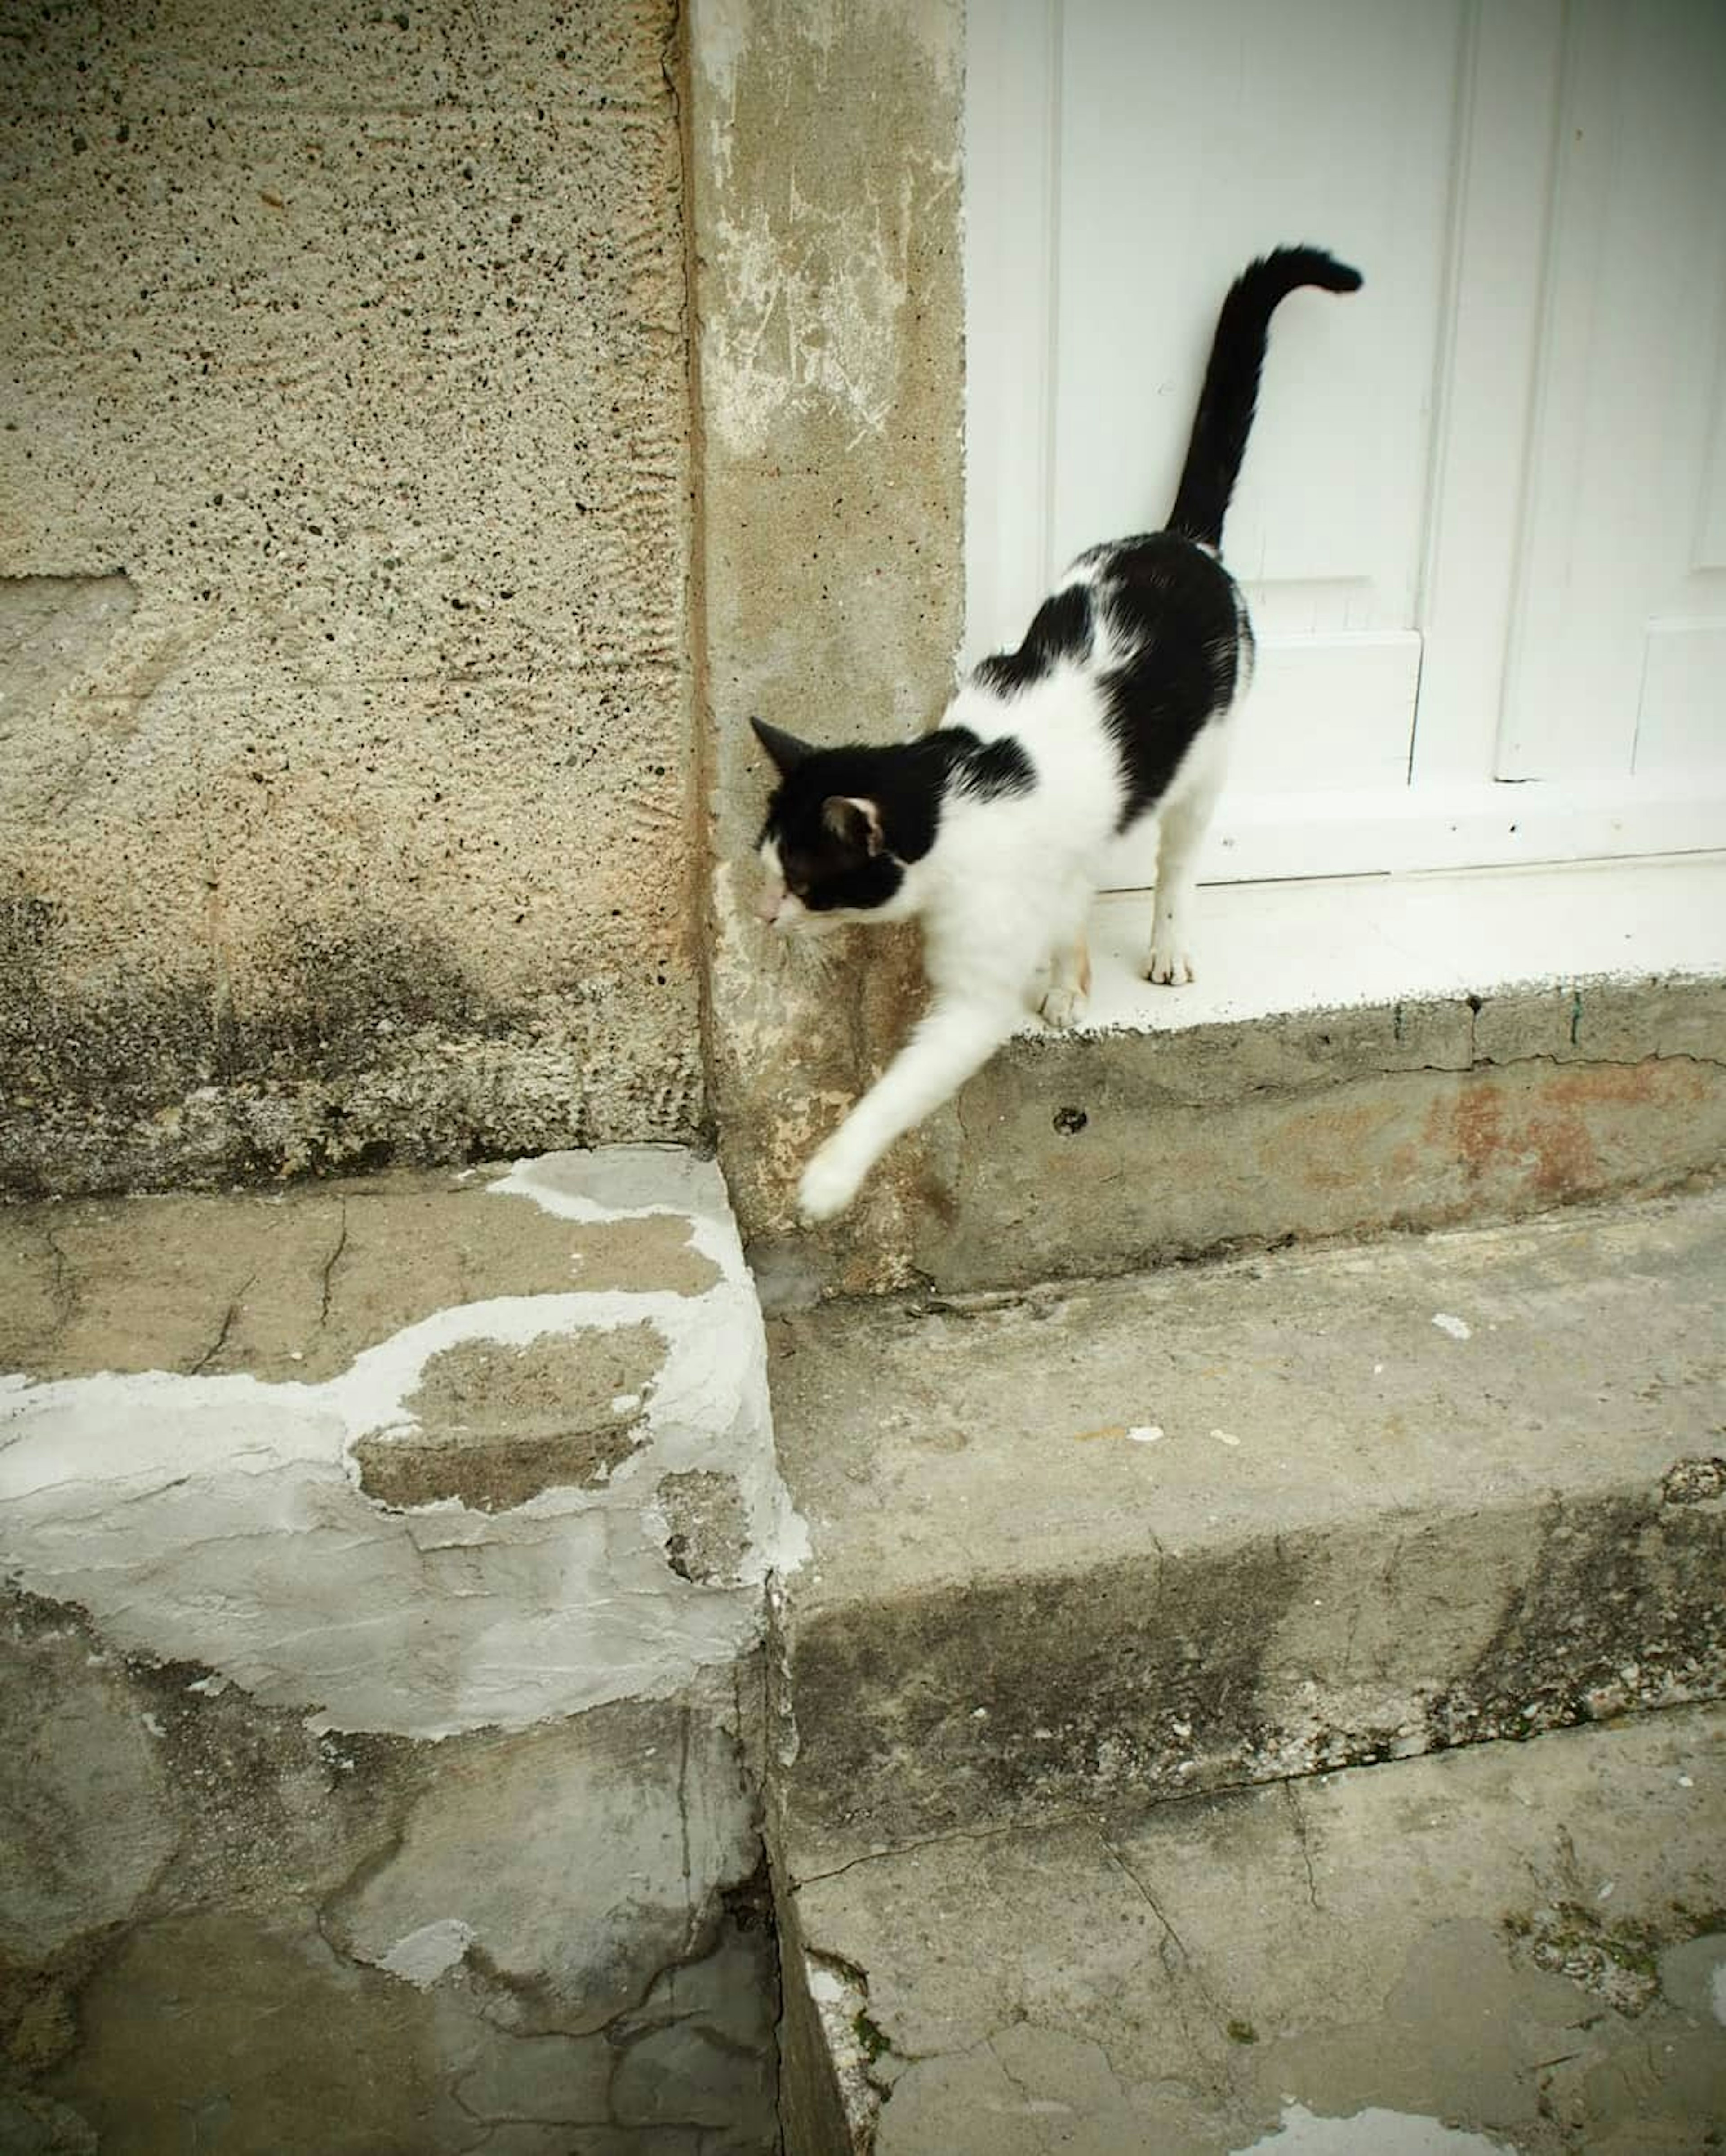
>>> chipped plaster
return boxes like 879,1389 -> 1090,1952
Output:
0,1149 -> 806,1738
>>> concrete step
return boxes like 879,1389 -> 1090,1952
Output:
763,1188 -> 1726,1878
0,1149 -> 800,2154
910,889 -> 1726,1293
776,1704 -> 1726,2155
748,869 -> 1726,1301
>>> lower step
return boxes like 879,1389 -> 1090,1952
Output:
765,1189 -> 1726,1875
776,1704 -> 1726,2155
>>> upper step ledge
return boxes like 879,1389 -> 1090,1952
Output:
1059,852 -> 1726,1037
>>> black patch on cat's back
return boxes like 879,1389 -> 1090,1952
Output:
1095,533 -> 1243,829
952,731 -> 1035,802
971,580 -> 1093,696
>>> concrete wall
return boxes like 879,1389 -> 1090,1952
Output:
686,0 -> 969,1298
1,0 -> 705,1195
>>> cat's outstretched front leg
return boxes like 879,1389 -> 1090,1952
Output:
799,991 -> 1021,1221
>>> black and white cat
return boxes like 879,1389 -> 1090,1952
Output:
752,245 -> 1361,1222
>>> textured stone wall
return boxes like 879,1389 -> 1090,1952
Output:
0,0 -> 703,1194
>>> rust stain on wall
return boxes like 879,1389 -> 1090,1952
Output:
1434,1060 -> 1711,1206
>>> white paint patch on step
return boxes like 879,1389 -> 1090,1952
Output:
1431,1312 -> 1472,1341
1236,2104 -> 1513,2153
378,1917 -> 476,1987
0,1150 -> 808,1739
489,1145 -> 738,1276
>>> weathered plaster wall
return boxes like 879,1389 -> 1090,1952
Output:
686,0 -> 968,1296
0,0 -> 704,1195
0,1146 -> 802,2149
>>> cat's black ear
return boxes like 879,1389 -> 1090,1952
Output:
822,795 -> 885,857
750,716 -> 814,778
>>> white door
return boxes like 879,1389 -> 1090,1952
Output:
964,0 -> 1726,884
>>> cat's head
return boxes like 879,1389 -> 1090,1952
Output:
750,717 -> 913,931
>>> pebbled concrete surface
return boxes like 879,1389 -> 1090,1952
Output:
1,0 -> 704,1195
767,1188 -> 1726,1873
781,1705 -> 1726,2155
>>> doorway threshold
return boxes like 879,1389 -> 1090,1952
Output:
1072,852 -> 1726,1033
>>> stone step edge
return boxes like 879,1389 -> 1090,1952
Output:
765,1462 -> 1726,1874
765,1700 -> 1726,2156
814,969 -> 1726,1297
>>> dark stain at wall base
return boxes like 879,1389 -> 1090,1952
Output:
237,917 -> 519,1076
0,895 -> 706,1197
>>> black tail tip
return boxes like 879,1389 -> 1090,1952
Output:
1284,243 -> 1363,294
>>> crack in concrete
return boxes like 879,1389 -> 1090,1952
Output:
986,2031 -> 1061,2152
1105,1043 -> 1726,1115
318,1198 -> 350,1330
676,1704 -> 696,1959
1096,1828 -> 1194,1972
1281,1779 -> 1322,1914
1095,1827 -> 1237,2105
792,1813 -> 1034,1891
448,2067 -> 615,2134
188,1275 -> 256,1376
42,1222 -> 79,1335
788,1692 -> 1725,1903
1466,1047 -> 1726,1077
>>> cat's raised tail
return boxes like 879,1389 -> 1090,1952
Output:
1165,244 -> 1362,551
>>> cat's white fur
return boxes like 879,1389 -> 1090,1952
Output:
771,641 -> 1240,1222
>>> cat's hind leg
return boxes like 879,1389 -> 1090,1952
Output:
1145,742 -> 1227,986
1038,931 -> 1092,1029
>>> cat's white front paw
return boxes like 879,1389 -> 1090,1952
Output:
798,1141 -> 865,1223
1144,946 -> 1195,986
1038,984 -> 1090,1029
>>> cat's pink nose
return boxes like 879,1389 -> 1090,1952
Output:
755,885 -> 785,923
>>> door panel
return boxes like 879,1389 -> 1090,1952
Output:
1047,0 -> 1463,856
1635,624 -> 1726,777
1497,0 -> 1726,780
